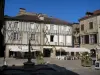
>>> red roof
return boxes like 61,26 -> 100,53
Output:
93,10 -> 100,15
79,9 -> 100,21
5,15 -> 72,25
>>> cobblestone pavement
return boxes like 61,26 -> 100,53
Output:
0,57 -> 100,75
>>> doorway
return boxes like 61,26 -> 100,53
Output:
43,48 -> 51,57
90,49 -> 96,57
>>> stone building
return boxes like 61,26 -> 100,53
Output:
3,8 -> 73,58
79,9 -> 100,60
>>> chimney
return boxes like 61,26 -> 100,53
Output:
19,8 -> 26,15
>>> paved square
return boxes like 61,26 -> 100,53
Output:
0,57 -> 100,75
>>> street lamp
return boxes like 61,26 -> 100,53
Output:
3,50 -> 7,66
23,38 -> 35,67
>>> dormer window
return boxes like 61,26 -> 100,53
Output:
38,14 -> 44,20
31,23 -> 35,29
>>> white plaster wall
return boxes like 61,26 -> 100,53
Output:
59,35 -> 63,42
49,24 -> 58,33
54,35 -> 58,42
66,35 -> 72,46
45,35 -> 50,42
5,20 -> 72,46
46,24 -> 50,30
6,21 -> 21,31
5,31 -> 12,43
22,32 -> 28,44
54,25 -> 58,30
58,25 -> 72,34
45,24 -> 50,33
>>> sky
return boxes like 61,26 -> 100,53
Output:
5,0 -> 100,23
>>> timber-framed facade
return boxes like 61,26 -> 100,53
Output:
3,8 -> 72,58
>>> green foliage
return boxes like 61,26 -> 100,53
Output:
36,52 -> 44,64
81,52 -> 92,67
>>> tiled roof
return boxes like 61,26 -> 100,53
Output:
79,9 -> 100,21
5,15 -> 72,25
93,10 -> 100,15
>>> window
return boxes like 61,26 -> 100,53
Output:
31,34 -> 35,40
94,34 -> 97,43
89,22 -> 93,29
13,32 -> 18,40
84,35 -> 89,44
89,34 -> 97,44
50,35 -> 54,42
71,52 -> 74,56
76,52 -> 79,56
81,24 -> 84,31
14,22 -> 18,28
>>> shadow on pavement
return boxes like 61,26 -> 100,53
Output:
0,63 -> 79,75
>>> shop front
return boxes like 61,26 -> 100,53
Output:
8,45 -> 41,58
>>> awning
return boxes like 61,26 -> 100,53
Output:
56,47 -> 68,51
43,46 -> 52,48
55,47 -> 90,53
20,46 -> 41,52
9,46 -> 21,52
31,46 -> 41,51
9,46 -> 41,52
64,48 -> 90,53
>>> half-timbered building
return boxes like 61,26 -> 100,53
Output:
3,8 -> 72,58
